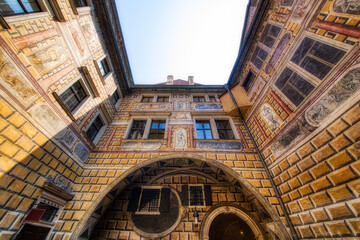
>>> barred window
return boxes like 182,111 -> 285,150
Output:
196,120 -> 212,139
189,186 -> 204,206
0,0 -> 41,16
215,120 -> 235,139
86,116 -> 104,141
251,46 -> 268,70
275,67 -> 315,106
141,96 -> 153,102
193,96 -> 205,102
260,24 -> 281,48
157,96 -> 169,102
290,37 -> 346,80
59,81 -> 87,112
128,120 -> 146,139
149,120 -> 166,139
138,189 -> 160,212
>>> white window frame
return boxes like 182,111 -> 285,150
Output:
84,111 -> 108,145
57,77 -> 92,118
125,117 -> 169,140
135,186 -> 163,215
193,116 -> 239,140
188,184 -> 205,208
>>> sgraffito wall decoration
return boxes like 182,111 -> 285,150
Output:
265,32 -> 292,75
332,0 -> 360,15
260,103 -> 282,132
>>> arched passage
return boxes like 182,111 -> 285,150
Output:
71,153 -> 290,240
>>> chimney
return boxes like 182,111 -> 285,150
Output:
167,75 -> 173,85
188,76 -> 194,85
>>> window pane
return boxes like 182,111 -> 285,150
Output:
37,203 -> 58,222
290,37 -> 314,64
197,130 -> 204,139
189,186 -> 204,206
300,56 -> 332,80
205,130 -> 212,139
0,1 -> 25,15
149,120 -> 166,139
21,0 -> 40,13
139,189 -> 160,212
129,120 -> 146,139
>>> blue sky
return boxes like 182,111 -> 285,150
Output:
115,0 -> 248,85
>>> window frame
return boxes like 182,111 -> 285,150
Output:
156,95 -> 169,102
84,111 -> 107,144
135,186 -> 163,215
0,0 -> 42,17
259,23 -> 282,49
94,55 -> 113,83
250,45 -> 269,70
141,95 -> 155,102
188,184 -> 205,208
192,94 -> 218,103
193,116 -> 239,140
110,88 -> 121,109
125,117 -> 169,140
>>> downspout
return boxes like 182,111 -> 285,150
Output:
225,85 -> 299,240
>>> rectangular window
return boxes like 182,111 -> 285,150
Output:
149,120 -> 166,139
260,24 -> 281,48
138,188 -> 161,212
189,186 -> 204,206
141,96 -> 153,102
128,120 -> 146,139
0,0 -> 41,16
36,202 -> 59,222
251,46 -> 268,70
59,81 -> 87,112
243,71 -> 255,92
157,96 -> 169,102
215,120 -> 235,139
111,91 -> 120,105
208,96 -> 216,102
290,37 -> 346,80
73,0 -> 87,7
196,120 -> 212,139
275,67 -> 315,106
86,116 -> 104,141
97,58 -> 110,77
193,96 -> 205,102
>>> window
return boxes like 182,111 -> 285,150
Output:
157,96 -> 169,102
141,96 -> 153,102
290,37 -> 346,80
215,120 -> 235,139
128,120 -> 146,139
251,46 -> 268,70
85,116 -> 104,141
149,120 -> 166,139
193,96 -> 205,102
243,71 -> 255,92
138,188 -> 161,213
73,0 -> 87,7
111,91 -> 120,105
275,67 -> 315,106
97,58 -> 110,77
260,24 -> 281,48
189,185 -> 204,206
208,96 -> 216,102
196,120 -> 212,139
0,0 -> 41,16
59,81 -> 87,112
36,202 -> 59,222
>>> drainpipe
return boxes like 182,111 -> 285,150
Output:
225,85 -> 299,240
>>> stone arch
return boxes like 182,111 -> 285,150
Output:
200,204 -> 266,240
71,153 -> 289,239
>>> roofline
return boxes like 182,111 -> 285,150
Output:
132,85 -> 225,91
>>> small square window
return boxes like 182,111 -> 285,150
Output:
189,186 -> 204,206
157,96 -> 169,102
196,120 -> 212,139
138,188 -> 161,213
149,120 -> 166,139
215,120 -> 235,139
97,58 -> 110,77
111,91 -> 120,105
86,116 -> 104,141
208,96 -> 216,102
193,96 -> 205,102
59,81 -> 87,112
141,96 -> 153,102
0,0 -> 41,16
128,120 -> 146,139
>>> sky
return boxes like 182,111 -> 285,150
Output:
115,0 -> 248,85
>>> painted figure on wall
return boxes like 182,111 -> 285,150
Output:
260,104 -> 282,131
28,44 -> 67,74
175,128 -> 187,149
333,0 -> 360,15
281,0 -> 294,6
290,0 -> 312,22
265,33 -> 291,74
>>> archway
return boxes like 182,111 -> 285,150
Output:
71,153 -> 290,240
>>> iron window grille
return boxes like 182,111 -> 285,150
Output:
59,81 -> 87,112
196,120 -> 212,139
0,0 -> 41,16
128,120 -> 147,139
138,188 -> 161,212
149,120 -> 166,139
215,120 -> 235,139
193,96 -> 205,102
97,58 -> 110,77
189,186 -> 204,206
85,116 -> 104,141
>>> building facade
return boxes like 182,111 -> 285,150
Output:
0,0 -> 359,239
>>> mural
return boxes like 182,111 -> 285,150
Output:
333,0 -> 360,15
122,141 -> 162,150
194,104 -> 222,110
62,131 -> 78,149
290,0 -> 312,23
306,67 -> 360,126
73,142 -> 90,162
195,141 -> 243,150
174,101 -> 188,110
172,112 -> 191,120
247,77 -> 266,102
174,128 -> 187,149
0,48 -> 38,108
80,16 -> 100,51
260,104 -> 282,131
265,33 -> 291,74
137,103 -> 170,111
68,21 -> 89,58
281,0 -> 295,6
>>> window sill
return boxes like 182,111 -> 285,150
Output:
77,6 -> 91,14
135,211 -> 160,215
72,97 -> 91,119
102,72 -> 113,83
5,12 -> 50,24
